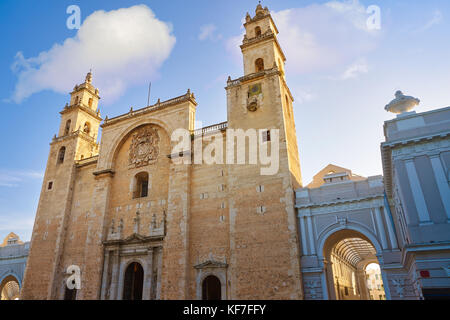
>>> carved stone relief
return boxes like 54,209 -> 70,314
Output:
129,126 -> 160,168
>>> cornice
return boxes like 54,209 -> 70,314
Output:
102,91 -> 197,128
296,194 -> 385,216
240,31 -> 287,62
60,103 -> 102,121
226,67 -> 280,89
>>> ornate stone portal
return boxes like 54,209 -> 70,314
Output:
128,126 -> 160,168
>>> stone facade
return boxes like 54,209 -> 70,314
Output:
21,5 -> 303,300
19,4 -> 450,301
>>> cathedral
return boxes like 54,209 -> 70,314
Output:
21,4 -> 303,300
20,4 -> 450,300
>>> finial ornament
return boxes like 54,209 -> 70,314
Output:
256,2 -> 264,16
385,90 -> 420,114
85,70 -> 93,84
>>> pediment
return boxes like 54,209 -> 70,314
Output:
124,233 -> 147,243
194,260 -> 228,269
103,232 -> 163,246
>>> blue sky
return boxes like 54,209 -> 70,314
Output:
0,0 -> 449,241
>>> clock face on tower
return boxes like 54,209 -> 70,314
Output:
249,83 -> 262,97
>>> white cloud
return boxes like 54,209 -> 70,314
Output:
227,0 -> 380,75
340,58 -> 369,80
0,170 -> 44,188
292,87 -> 315,104
9,5 -> 176,104
199,24 -> 222,41
419,10 -> 443,32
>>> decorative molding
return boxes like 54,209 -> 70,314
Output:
390,136 -> 450,161
297,196 -> 384,216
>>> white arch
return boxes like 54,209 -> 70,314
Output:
317,222 -> 383,261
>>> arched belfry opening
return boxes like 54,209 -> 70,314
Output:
323,229 -> 386,300
123,262 -> 144,300
202,275 -> 221,300
255,58 -> 264,72
255,26 -> 262,37
64,120 -> 71,135
57,146 -> 66,164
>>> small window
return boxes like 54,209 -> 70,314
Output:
255,58 -> 264,72
263,130 -> 271,142
58,147 -> 66,164
48,181 -> 53,190
88,98 -> 93,107
133,172 -> 149,199
74,96 -> 79,105
255,26 -> 262,37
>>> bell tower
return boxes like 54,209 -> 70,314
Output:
58,71 -> 102,160
226,3 -> 301,186
224,4 -> 303,299
21,72 -> 102,299
241,4 -> 286,78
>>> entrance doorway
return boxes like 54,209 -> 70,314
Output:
123,262 -> 144,300
202,275 -> 221,300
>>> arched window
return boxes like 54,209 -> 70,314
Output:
133,172 -> 149,199
88,98 -> 93,108
255,58 -> 264,72
83,122 -> 91,134
74,96 -> 79,105
255,26 -> 262,37
123,262 -> 144,300
202,275 -> 221,300
58,147 -> 66,164
64,120 -> 71,135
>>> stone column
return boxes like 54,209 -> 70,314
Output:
109,250 -> 120,300
404,159 -> 432,225
156,246 -> 163,300
323,260 -> 335,300
298,215 -> 309,256
142,247 -> 154,300
430,155 -> 450,222
373,207 -> 388,250
382,206 -> 399,250
100,249 -> 110,300
306,215 -> 316,255
356,270 -> 369,300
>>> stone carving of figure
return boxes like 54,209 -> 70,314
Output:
110,219 -> 115,234
134,212 -> 141,234
151,214 -> 157,229
118,218 -> 124,236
